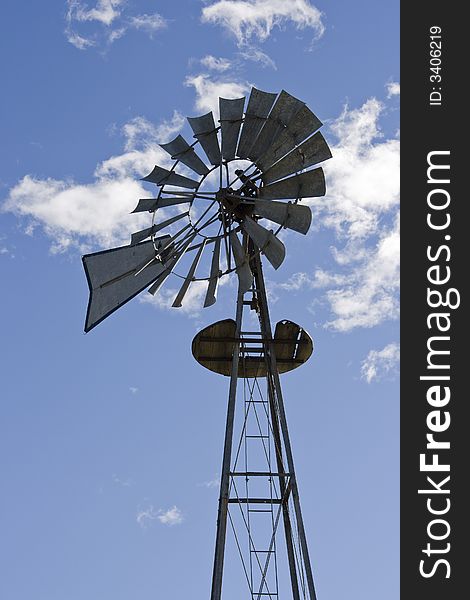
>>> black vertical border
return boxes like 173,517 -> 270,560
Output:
401,3 -> 465,599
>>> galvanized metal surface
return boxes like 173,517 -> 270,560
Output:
82,239 -> 170,332
241,215 -> 286,270
259,168 -> 326,200
130,211 -> 189,245
187,112 -> 221,165
257,105 -> 322,171
262,131 -> 332,185
229,231 -> 252,294
146,212 -> 189,241
142,165 -> 200,189
236,87 -> 277,159
172,240 -> 206,307
204,236 -> 221,307
130,225 -> 157,246
160,134 -> 209,176
254,199 -> 312,234
248,90 -> 304,162
219,97 -> 245,161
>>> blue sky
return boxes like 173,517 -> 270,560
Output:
0,1 -> 399,599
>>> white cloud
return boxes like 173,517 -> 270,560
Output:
66,30 -> 96,50
314,98 -> 400,240
386,81 -> 400,98
68,0 -> 123,26
136,504 -> 183,528
65,1 -> 167,49
361,342 -> 400,383
277,271 -> 314,291
129,386 -> 139,394
273,219 -> 400,333
201,0 -> 324,46
200,55 -> 233,72
201,475 -> 220,489
0,236 -> 14,258
272,218 -> 399,332
311,97 -> 400,331
199,49 -> 275,73
185,74 -> 250,115
322,217 -> 400,332
238,46 -> 276,69
157,506 -> 183,526
136,505 -> 159,528
2,112 -> 184,252
129,13 -> 167,35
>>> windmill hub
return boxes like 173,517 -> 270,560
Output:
216,187 -> 254,221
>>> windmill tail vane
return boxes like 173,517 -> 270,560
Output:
81,86 -> 332,599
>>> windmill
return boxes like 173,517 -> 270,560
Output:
82,87 -> 332,600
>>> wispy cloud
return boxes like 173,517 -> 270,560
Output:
0,236 -> 15,259
200,55 -> 233,72
136,505 -> 159,528
65,1 -> 167,49
200,475 -> 220,489
129,13 -> 167,36
136,504 -> 183,528
112,474 -> 133,487
201,0 -> 324,46
157,506 -> 184,526
361,343 -> 400,383
68,0 -> 123,26
238,46 -> 277,69
386,81 -> 400,98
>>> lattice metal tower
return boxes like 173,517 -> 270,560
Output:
82,87 -> 332,599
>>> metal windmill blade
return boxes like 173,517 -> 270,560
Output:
247,89 -> 304,162
256,104 -> 323,171
254,199 -> 312,234
81,86 -> 331,326
81,85 -> 333,600
160,135 -> 209,176
187,112 -> 221,165
236,87 -> 277,159
219,97 -> 245,161
262,131 -> 332,185
241,215 -> 286,269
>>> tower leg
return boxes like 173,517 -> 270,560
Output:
266,375 -> 301,600
210,289 -> 244,600
252,252 -> 318,600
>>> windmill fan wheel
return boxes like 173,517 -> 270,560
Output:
82,87 -> 332,332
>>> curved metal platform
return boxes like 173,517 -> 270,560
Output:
192,318 -> 313,378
